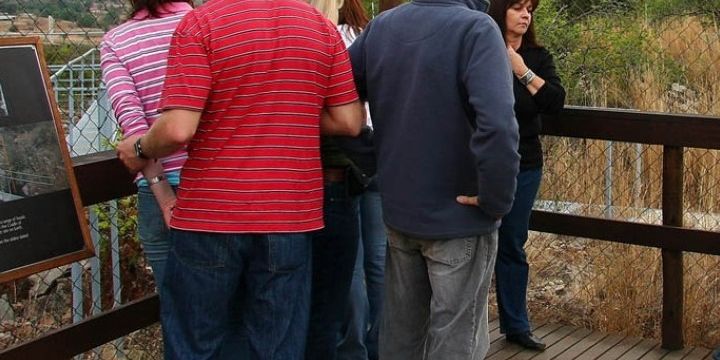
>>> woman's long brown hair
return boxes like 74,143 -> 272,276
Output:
130,0 -> 193,19
339,0 -> 369,32
488,0 -> 541,48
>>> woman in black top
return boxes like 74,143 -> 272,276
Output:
488,0 -> 566,350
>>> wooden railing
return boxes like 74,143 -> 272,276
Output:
0,150 -> 149,360
532,106 -> 720,349
1,106 -> 720,359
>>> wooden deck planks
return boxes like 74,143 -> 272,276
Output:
636,344 -> 670,360
617,339 -> 658,359
511,325 -> 577,360
575,333 -> 627,359
553,329 -> 608,359
529,327 -> 594,360
532,328 -> 592,360
480,323 -> 714,360
660,347 -> 694,360
595,336 -> 644,360
489,319 -> 503,343
486,324 -> 561,360
680,347 -> 712,360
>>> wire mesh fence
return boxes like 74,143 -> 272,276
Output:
1,1 -> 162,358
0,0 -> 718,357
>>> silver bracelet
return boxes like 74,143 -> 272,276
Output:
519,69 -> 536,86
147,174 -> 166,186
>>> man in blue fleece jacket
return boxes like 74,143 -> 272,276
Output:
348,0 -> 520,358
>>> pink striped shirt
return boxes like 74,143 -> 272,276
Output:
100,2 -> 192,182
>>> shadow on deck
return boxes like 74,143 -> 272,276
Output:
487,319 -> 714,360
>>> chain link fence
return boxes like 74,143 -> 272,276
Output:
0,0 -> 719,357
1,1 -> 164,358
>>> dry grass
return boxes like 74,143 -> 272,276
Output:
512,15 -> 720,348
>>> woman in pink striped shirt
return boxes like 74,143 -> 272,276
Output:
100,0 -> 192,289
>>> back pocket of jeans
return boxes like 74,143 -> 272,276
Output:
268,234 -> 310,273
171,231 -> 229,268
424,237 -> 475,266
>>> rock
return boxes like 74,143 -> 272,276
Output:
0,295 -> 15,322
667,82 -> 698,113
28,266 -> 70,298
40,279 -> 72,319
671,83 -> 687,92
0,330 -> 12,345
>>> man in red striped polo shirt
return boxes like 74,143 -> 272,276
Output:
116,0 -> 364,358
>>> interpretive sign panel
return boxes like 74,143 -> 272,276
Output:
0,37 -> 93,282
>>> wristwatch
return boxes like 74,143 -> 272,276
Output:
147,174 -> 166,186
134,137 -> 149,159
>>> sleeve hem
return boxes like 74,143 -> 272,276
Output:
159,104 -> 206,113
325,96 -> 359,108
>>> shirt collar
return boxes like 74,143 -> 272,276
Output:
132,2 -> 193,20
412,0 -> 489,12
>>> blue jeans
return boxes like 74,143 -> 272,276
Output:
338,181 -> 386,360
137,185 -> 176,289
306,180 -> 360,359
495,168 -> 542,335
713,347 -> 720,360
380,228 -> 498,360
161,230 -> 312,360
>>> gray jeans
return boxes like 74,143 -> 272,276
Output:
379,228 -> 498,360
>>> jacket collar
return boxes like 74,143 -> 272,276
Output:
132,2 -> 193,20
412,0 -> 489,12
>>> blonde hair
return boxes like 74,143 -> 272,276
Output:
308,0 -> 344,24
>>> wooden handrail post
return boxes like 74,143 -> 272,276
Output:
661,145 -> 684,350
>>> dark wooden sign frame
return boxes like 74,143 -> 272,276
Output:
0,37 -> 93,282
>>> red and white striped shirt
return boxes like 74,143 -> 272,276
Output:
160,0 -> 359,233
100,2 -> 192,181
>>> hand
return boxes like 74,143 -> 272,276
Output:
159,198 -> 176,228
116,134 -> 147,173
151,182 -> 177,228
456,195 -> 503,220
507,45 -> 527,77
456,195 -> 479,207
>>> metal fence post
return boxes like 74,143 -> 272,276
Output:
89,207 -> 102,316
634,143 -> 643,208
70,261 -> 84,360
605,141 -> 614,218
89,206 -> 103,357
110,199 -> 125,358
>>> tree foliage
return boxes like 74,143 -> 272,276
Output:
1,0 -> 89,23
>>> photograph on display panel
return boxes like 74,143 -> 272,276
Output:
0,83 -> 7,118
0,37 -> 93,283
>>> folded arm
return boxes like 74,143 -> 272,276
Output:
320,100 -> 365,136
116,109 -> 201,173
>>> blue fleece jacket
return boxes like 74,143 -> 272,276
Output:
348,0 -> 520,239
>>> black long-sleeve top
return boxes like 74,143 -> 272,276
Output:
515,46 -> 566,170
